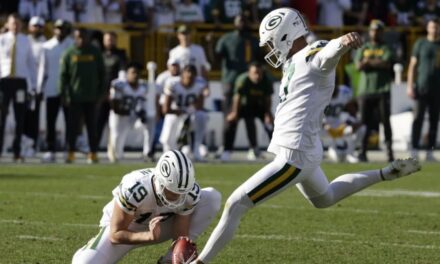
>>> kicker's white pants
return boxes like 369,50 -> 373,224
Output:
72,187 -> 221,264
197,141 -> 383,263
107,111 -> 155,161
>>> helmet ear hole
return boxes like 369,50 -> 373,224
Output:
281,34 -> 287,41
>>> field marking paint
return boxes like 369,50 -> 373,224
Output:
315,231 -> 355,237
236,234 -> 438,250
17,235 -> 63,241
1,219 -> 97,229
259,204 -> 438,217
355,189 -> 440,198
407,230 -> 440,236
0,190 -> 109,200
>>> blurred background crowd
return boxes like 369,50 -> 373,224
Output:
0,0 -> 439,164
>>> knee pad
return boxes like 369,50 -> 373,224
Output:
308,190 -> 334,209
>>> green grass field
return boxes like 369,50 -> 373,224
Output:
1,162 -> 440,264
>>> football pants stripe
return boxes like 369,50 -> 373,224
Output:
247,164 -> 301,204
89,226 -> 106,250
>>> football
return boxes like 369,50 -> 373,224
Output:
172,236 -> 197,264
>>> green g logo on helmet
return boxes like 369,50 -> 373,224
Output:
265,15 -> 282,31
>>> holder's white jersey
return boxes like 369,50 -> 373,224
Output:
164,77 -> 205,111
270,38 -> 350,151
100,168 -> 201,227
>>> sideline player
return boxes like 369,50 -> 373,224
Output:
159,65 -> 208,161
191,8 -> 421,263
72,150 -> 221,263
323,84 -> 365,163
107,62 -> 155,162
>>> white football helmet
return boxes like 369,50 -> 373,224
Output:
154,150 -> 195,209
259,8 -> 309,68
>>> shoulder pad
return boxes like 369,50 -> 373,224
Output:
306,40 -> 329,62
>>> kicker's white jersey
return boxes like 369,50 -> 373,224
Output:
100,168 -> 201,227
164,77 -> 205,111
110,79 -> 149,116
270,38 -> 350,151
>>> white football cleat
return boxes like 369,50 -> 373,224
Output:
381,157 -> 421,181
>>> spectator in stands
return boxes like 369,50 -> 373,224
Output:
343,0 -> 368,26
210,0 -> 245,24
366,0 -> 389,25
291,0 -> 318,25
41,19 -> 73,163
159,65 -> 207,161
0,14 -> 37,162
169,25 -> 210,80
415,0 -> 440,26
18,0 -> 50,22
75,0 -> 104,23
407,19 -> 440,161
60,28 -> 105,164
98,31 -> 127,148
318,0 -> 351,27
101,0 -> 125,23
175,0 -> 205,23
123,0 -> 154,25
221,61 -> 274,162
107,62 -> 154,163
354,20 -> 394,162
50,0 -> 75,22
23,16 -> 46,157
212,14 -> 260,112
152,0 -> 175,32
247,0 -> 281,23
389,0 -> 415,26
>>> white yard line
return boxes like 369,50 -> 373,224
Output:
259,204 -> 438,217
1,219 -> 97,229
355,189 -> 440,198
315,231 -> 356,237
407,230 -> 440,236
17,235 -> 63,241
0,191 -> 108,200
236,234 -> 438,250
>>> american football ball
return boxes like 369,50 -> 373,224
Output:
172,236 -> 197,264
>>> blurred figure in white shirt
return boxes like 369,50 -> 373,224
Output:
0,14 -> 37,161
22,16 -> 46,158
41,19 -> 73,163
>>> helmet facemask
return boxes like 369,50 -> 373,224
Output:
261,39 -> 286,68
154,175 -> 187,209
